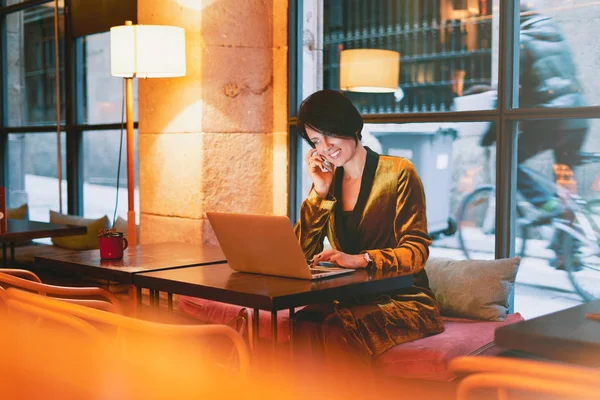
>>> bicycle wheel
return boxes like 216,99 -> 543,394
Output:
562,227 -> 600,301
457,186 -> 527,260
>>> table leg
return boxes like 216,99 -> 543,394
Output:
154,290 -> 160,308
168,293 -> 173,311
271,310 -> 278,354
9,242 -> 15,265
128,285 -> 138,317
289,307 -> 295,359
136,287 -> 142,305
252,308 -> 260,352
2,242 -> 6,267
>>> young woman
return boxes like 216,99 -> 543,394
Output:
293,90 -> 444,366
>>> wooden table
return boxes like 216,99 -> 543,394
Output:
34,242 -> 226,310
1,219 -> 87,266
495,299 -> 600,367
133,263 -> 414,351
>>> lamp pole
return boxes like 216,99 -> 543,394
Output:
124,20 -> 136,247
126,74 -> 136,246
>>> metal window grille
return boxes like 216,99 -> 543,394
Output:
323,0 -> 493,114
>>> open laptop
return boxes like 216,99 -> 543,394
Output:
206,212 -> 354,280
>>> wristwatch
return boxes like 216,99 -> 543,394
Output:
363,252 -> 373,267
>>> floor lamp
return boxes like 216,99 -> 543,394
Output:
110,21 -> 186,246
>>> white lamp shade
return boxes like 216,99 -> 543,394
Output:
339,49 -> 400,93
110,24 -> 186,78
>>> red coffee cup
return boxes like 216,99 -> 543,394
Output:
99,232 -> 128,260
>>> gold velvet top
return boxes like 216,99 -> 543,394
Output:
294,147 -> 432,290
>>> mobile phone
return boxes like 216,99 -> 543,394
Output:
313,151 -> 333,173
312,150 -> 333,173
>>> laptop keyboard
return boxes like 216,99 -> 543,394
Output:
309,266 -> 341,275
307,260 -> 343,275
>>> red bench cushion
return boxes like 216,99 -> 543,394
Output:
372,313 -> 524,381
179,296 -> 296,343
180,296 -> 523,381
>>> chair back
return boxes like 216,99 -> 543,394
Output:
0,270 -> 122,314
6,296 -> 105,342
449,356 -> 600,400
6,288 -> 250,378
0,286 -> 7,312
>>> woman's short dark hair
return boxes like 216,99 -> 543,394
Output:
297,90 -> 363,147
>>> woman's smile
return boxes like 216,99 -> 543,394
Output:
329,149 -> 341,159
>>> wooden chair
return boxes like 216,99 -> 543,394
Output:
0,269 -> 122,314
5,288 -> 250,378
449,356 -> 600,399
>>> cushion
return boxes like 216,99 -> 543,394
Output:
425,257 -> 520,321
7,203 -> 29,220
372,313 -> 524,381
49,211 -> 109,250
179,296 -> 299,343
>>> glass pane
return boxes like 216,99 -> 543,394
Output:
304,0 -> 498,114
514,118 -> 600,314
516,1 -> 600,108
6,3 -> 65,126
80,32 -> 138,124
82,130 -> 139,227
7,132 -> 67,222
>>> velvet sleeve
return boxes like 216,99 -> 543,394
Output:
293,188 -> 336,259
365,159 -> 432,273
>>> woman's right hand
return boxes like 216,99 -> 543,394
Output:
306,148 -> 334,198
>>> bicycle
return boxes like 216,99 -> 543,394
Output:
456,152 -> 600,302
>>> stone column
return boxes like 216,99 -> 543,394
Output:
137,0 -> 288,245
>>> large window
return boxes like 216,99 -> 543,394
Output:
1,0 -> 138,228
291,0 -> 600,317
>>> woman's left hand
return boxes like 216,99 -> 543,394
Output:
312,249 -> 368,269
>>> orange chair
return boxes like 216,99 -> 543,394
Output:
449,356 -> 600,399
0,286 -> 7,310
5,287 -> 250,378
0,269 -> 122,314
6,295 -> 107,341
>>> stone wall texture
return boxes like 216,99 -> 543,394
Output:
138,0 -> 288,245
